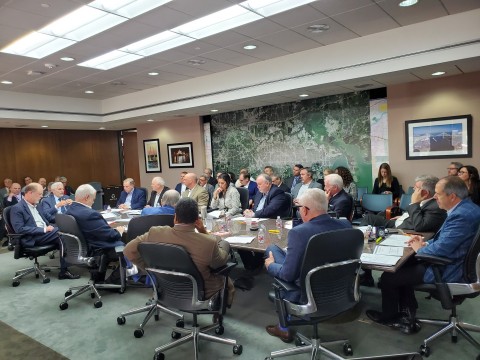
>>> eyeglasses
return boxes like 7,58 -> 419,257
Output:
458,171 -> 468,174
297,204 -> 310,210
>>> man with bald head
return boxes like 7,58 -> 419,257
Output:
3,182 -> 22,208
181,172 -> 209,211
117,178 -> 147,210
146,176 -> 169,208
244,174 -> 288,219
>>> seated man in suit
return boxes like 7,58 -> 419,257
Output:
59,176 -> 75,196
67,184 -> 125,283
244,174 -> 288,219
271,174 -> 290,193
10,183 -> 79,280
284,164 -> 303,192
174,171 -> 187,194
0,178 -> 12,198
366,176 -> 480,335
38,177 -> 48,196
124,198 -> 234,306
141,189 -> 179,216
146,176 -> 169,208
264,188 -> 352,342
117,178 -> 147,210
324,173 -> 353,218
181,172 -> 209,211
291,167 -> 322,200
41,181 -> 73,223
198,175 -> 214,206
204,167 -> 217,187
238,172 -> 257,207
3,182 -> 22,208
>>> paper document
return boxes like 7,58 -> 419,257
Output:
380,234 -> 410,247
127,210 -> 141,215
114,218 -> 131,224
360,253 -> 401,266
224,236 -> 255,244
208,210 -> 222,219
102,213 -> 117,220
231,217 -> 268,222
374,246 -> 404,257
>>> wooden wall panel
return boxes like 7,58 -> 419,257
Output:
0,128 -> 121,189
122,131 -> 140,185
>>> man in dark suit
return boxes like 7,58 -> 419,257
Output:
366,176 -> 480,335
204,167 -> 217,187
264,188 -> 351,342
244,174 -> 288,219
10,183 -> 79,279
41,181 -> 73,223
284,164 -> 303,192
117,178 -> 147,210
0,178 -> 12,198
324,174 -> 353,219
3,182 -> 23,208
271,174 -> 290,193
238,172 -> 258,207
174,171 -> 187,194
67,184 -> 125,282
146,176 -> 169,207
59,176 -> 75,196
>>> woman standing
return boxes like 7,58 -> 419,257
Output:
372,163 -> 401,199
335,166 -> 357,199
211,173 -> 241,216
458,165 -> 480,206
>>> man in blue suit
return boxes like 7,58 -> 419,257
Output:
117,178 -> 146,210
264,188 -> 351,342
41,181 -> 73,223
244,174 -> 288,219
141,189 -> 179,216
238,172 -> 258,207
367,176 -> 480,335
10,183 -> 79,280
67,184 -> 125,282
325,173 -> 353,219
3,182 -> 22,208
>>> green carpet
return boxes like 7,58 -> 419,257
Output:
0,320 -> 68,360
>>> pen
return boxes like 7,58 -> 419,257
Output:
268,229 -> 280,234
375,237 -> 383,244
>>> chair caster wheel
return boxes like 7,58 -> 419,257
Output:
65,290 -> 72,297
59,302 -> 69,310
154,314 -> 160,321
117,316 -> 126,325
12,281 -> 20,287
176,319 -> 184,328
118,287 -> 126,294
215,325 -> 224,335
134,329 -> 144,338
8,244 -> 14,251
233,344 -> 243,355
295,336 -> 306,346
153,352 -> 165,360
451,335 -> 457,343
42,278 -> 50,284
343,342 -> 353,356
36,274 -> 39,278
171,331 -> 181,339
94,300 -> 102,308
419,345 -> 431,357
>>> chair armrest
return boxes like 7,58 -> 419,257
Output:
114,245 -> 125,254
274,277 -> 299,293
415,253 -> 453,266
385,206 -> 393,220
211,262 -> 236,276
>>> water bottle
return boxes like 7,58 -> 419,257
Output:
225,214 -> 232,232
107,205 -> 111,212
258,225 -> 265,244
275,216 -> 283,238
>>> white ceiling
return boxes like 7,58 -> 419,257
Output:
0,0 -> 479,130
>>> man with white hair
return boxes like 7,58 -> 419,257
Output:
141,189 -> 179,216
324,173 -> 353,218
146,176 -> 169,208
67,184 -> 125,282
117,178 -> 146,210
41,181 -> 73,223
264,188 -> 351,342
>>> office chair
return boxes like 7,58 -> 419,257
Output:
414,225 -> 480,358
55,213 -> 126,309
88,181 -> 104,210
4,207 -> 58,286
361,193 -> 393,213
117,214 -> 182,338
138,242 -> 242,360
281,192 -> 293,219
386,194 -> 412,220
266,228 -> 364,360
236,186 -> 250,211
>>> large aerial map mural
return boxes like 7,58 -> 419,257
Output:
211,91 -> 374,188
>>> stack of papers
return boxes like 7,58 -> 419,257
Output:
102,212 -> 117,221
360,253 -> 401,266
380,234 -> 410,247
224,236 -> 255,244
126,210 -> 141,215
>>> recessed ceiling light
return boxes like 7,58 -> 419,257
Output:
60,56 -> 75,61
41,125 -> 48,128
307,24 -> 330,33
41,3 -> 50,8
99,127 -> 106,130
210,109 -> 219,112
243,44 -> 257,50
399,0 -> 418,7
148,72 -> 159,76
147,119 -> 154,122
431,71 -> 446,76
85,90 -> 94,94
299,94 -> 309,98
1,80 -> 13,85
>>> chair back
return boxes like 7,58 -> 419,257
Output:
138,187 -> 148,201
236,187 -> 249,211
463,225 -> 480,283
281,192 -> 293,218
406,186 -> 415,195
127,215 -> 174,242
138,242 -> 205,310
362,193 -> 393,213
3,206 -> 17,241
88,181 -> 103,210
298,228 -> 364,318
356,187 -> 368,200
3,206 -> 23,259
398,194 -> 412,212
55,213 -> 92,266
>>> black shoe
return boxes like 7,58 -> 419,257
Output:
360,275 -> 375,287
366,310 -> 397,327
58,271 -> 80,280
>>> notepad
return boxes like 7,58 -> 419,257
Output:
224,236 -> 255,244
102,213 -> 117,220
374,245 -> 404,257
360,253 -> 401,266
380,234 -> 410,247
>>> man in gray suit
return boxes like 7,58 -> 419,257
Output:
0,178 -> 12,198
181,173 -> 209,211
291,167 -> 322,200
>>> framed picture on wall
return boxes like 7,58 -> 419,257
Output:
405,114 -> 472,160
143,139 -> 162,173
167,142 -> 194,168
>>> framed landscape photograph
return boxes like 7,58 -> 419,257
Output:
168,142 -> 194,168
405,115 -> 472,160
143,139 -> 161,173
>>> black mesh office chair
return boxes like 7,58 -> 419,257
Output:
55,213 -> 126,309
236,186 -> 250,211
138,242 -> 242,360
266,228 -> 364,360
414,225 -> 480,358
281,192 -> 293,219
117,214 -> 182,338
4,207 -> 58,286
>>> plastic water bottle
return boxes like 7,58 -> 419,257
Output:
276,216 -> 283,232
258,225 -> 265,244
107,205 -> 111,212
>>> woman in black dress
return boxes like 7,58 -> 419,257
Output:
372,163 -> 401,199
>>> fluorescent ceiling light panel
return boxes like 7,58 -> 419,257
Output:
89,0 -> 172,18
240,0 -> 317,17
78,50 -> 142,70
120,31 -> 195,57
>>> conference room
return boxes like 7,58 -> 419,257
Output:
1,1 -> 479,359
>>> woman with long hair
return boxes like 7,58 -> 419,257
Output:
335,166 -> 357,199
372,163 -> 401,199
211,173 -> 241,216
458,165 -> 480,206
